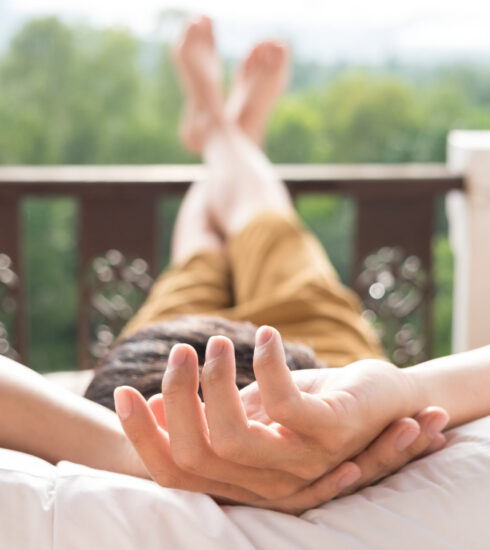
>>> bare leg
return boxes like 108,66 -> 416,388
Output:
169,17 -> 225,265
174,17 -> 294,239
171,20 -> 291,261
170,180 -> 224,265
204,128 -> 294,236
206,40 -> 292,234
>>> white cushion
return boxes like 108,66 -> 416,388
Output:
1,416 -> 489,549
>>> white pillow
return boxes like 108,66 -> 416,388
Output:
1,416 -> 489,550
0,449 -> 55,550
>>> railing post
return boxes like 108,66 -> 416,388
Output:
447,131 -> 490,352
78,193 -> 159,369
354,195 -> 435,362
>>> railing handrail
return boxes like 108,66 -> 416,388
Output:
0,164 -> 464,196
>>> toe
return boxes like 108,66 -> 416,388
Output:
270,42 -> 287,65
179,21 -> 199,56
255,42 -> 268,64
200,15 -> 213,33
197,16 -> 214,45
243,44 -> 261,73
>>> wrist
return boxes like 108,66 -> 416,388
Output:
400,365 -> 430,417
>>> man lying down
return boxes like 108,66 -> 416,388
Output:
1,15 -> 489,516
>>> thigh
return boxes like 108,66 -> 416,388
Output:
226,211 -> 386,367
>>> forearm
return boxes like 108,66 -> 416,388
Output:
0,356 -> 147,478
404,345 -> 490,428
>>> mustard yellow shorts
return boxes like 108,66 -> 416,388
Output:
121,211 -> 385,367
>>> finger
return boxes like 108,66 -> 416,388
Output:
162,344 -> 305,499
253,461 -> 361,516
342,406 -> 449,495
148,394 -> 167,429
201,337 -> 249,449
420,432 -> 447,456
253,326 -> 336,438
115,386 -> 177,486
114,385 -> 259,502
162,343 -> 209,448
412,406 -> 449,457
253,326 -> 303,408
344,417 -> 420,494
403,406 -> 449,459
202,336 -> 324,477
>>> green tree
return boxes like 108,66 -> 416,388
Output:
317,72 -> 422,163
0,18 -> 75,164
267,96 -> 321,162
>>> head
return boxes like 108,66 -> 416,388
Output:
84,315 -> 323,411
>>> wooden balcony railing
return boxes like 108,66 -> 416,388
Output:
0,164 -> 464,370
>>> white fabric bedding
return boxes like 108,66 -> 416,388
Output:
1,415 -> 489,550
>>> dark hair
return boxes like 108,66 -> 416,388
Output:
84,315 -> 323,411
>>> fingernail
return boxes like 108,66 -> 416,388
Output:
396,428 -> 419,451
426,414 -> 449,439
168,345 -> 188,368
114,387 -> 133,420
256,326 -> 273,347
337,468 -> 361,491
206,337 -> 224,362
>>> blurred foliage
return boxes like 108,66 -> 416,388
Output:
23,198 -> 77,370
1,16 -> 488,370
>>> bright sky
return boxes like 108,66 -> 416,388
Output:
4,0 -> 490,61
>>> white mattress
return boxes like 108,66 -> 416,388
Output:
1,415 -> 490,550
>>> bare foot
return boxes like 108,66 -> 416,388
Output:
226,41 -> 289,146
173,16 -> 226,153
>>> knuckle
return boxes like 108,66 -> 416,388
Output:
405,437 -> 427,457
254,344 -> 280,369
212,435 -> 244,461
161,374 -> 186,400
310,481 -> 334,503
266,397 -> 296,423
281,452 -> 328,480
254,350 -> 283,369
300,461 -> 328,481
153,470 -> 181,489
316,435 -> 344,457
256,348 -> 272,366
201,362 -> 224,387
265,478 -> 300,500
372,452 -> 394,473
172,446 -> 203,472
